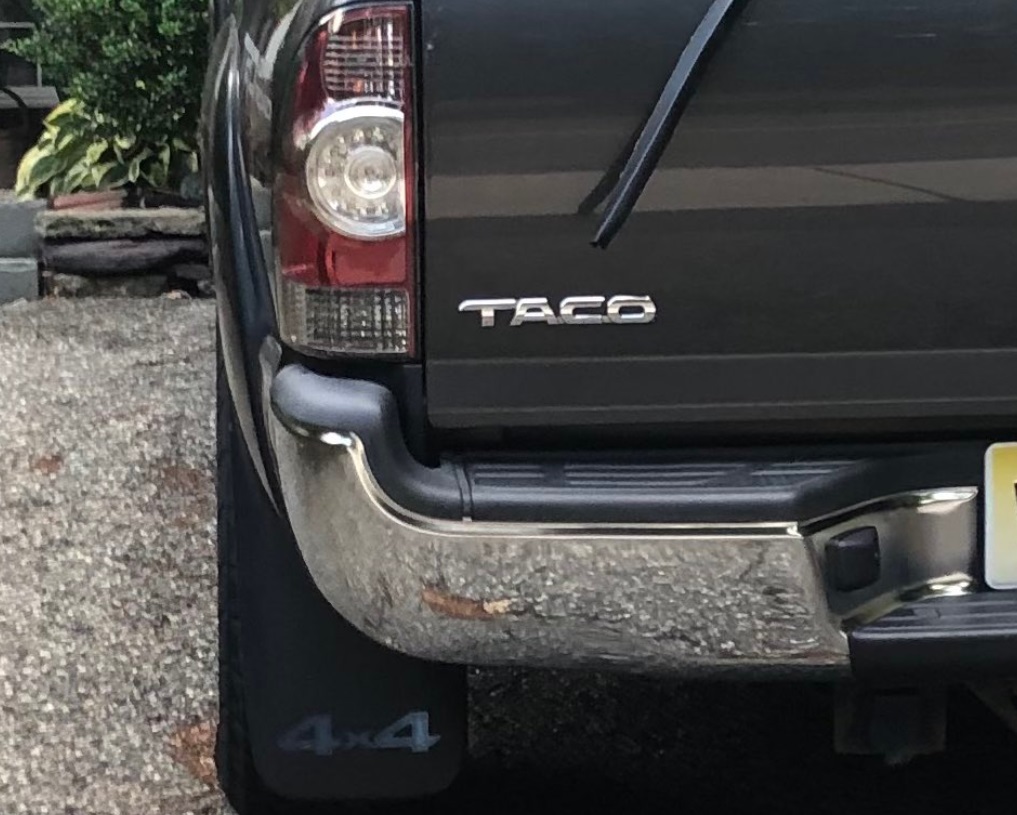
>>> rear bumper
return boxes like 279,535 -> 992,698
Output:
267,365 -> 980,677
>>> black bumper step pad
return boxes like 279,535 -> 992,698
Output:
460,447 -> 982,524
850,592 -> 1017,683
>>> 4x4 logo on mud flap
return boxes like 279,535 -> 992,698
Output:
279,712 -> 441,755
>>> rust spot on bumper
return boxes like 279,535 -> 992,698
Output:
422,587 -> 512,620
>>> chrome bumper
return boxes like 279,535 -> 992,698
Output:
268,368 -> 979,678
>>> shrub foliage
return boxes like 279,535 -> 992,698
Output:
15,99 -> 198,197
7,0 -> 207,194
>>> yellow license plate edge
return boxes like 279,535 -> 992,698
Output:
984,442 -> 1017,589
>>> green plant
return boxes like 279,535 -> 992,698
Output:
15,98 -> 199,198
5,0 -> 207,192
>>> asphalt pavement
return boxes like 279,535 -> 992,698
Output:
2,297 -> 1017,815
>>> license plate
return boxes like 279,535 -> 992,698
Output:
984,443 -> 1017,588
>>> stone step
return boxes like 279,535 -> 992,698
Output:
41,238 -> 207,275
0,257 -> 39,303
0,196 -> 45,257
36,207 -> 205,241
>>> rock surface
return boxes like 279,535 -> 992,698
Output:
45,271 -> 168,298
34,207 -> 212,297
167,264 -> 215,298
36,207 -> 205,241
42,239 -> 208,275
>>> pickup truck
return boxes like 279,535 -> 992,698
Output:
203,0 -> 1017,810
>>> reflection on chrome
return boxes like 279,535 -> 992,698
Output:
319,431 -> 353,447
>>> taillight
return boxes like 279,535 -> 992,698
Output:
275,3 -> 416,357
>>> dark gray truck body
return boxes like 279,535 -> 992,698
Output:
204,0 -> 1017,804
217,0 -> 1017,448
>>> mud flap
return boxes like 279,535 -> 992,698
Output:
232,425 -> 467,800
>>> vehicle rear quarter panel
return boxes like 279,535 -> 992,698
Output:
204,10 -> 282,501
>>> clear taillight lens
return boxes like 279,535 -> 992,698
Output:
275,3 -> 416,357
304,103 -> 406,240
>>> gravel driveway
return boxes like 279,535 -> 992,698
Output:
0,299 -> 225,815
2,298 -> 1017,815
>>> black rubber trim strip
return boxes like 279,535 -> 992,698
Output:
271,365 -> 983,525
467,449 -> 982,525
271,365 -> 464,519
591,0 -> 748,248
850,592 -> 1017,684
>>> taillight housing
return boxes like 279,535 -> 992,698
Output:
275,3 -> 416,357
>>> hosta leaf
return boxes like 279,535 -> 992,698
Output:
47,172 -> 71,197
90,161 -> 117,185
64,160 -> 97,193
102,162 -> 130,189
54,128 -> 79,153
25,154 -> 67,189
146,160 -> 169,189
127,148 -> 157,184
85,140 -> 110,165
36,127 -> 58,148
15,146 -> 46,196
44,99 -> 82,129
127,157 -> 142,184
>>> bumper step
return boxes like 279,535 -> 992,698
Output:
460,450 -> 983,524
850,592 -> 1017,683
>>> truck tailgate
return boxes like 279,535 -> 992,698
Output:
420,0 -> 1017,432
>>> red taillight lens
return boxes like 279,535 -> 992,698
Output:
275,3 -> 416,357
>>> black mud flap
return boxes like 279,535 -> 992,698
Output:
232,426 -> 467,801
